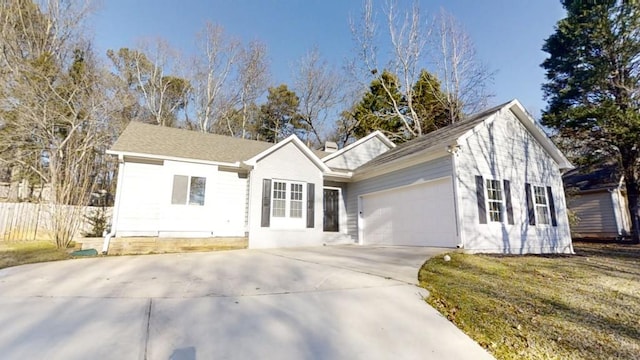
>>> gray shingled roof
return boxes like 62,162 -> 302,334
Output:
562,162 -> 622,191
354,101 -> 512,174
110,122 -> 274,163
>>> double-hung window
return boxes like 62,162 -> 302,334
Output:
533,186 -> 550,225
272,180 -> 305,220
485,179 -> 504,222
171,175 -> 206,206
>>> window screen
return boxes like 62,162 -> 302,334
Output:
171,175 -> 188,205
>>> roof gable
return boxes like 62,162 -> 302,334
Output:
322,131 -> 395,171
322,131 -> 395,162
354,99 -> 572,175
245,134 -> 331,172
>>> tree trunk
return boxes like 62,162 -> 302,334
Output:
8,164 -> 21,202
624,175 -> 640,243
622,157 -> 640,243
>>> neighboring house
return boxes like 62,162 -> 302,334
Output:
563,163 -> 632,239
106,99 -> 574,253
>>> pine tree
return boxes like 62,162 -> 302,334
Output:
541,0 -> 640,242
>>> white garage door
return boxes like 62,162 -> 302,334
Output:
361,177 -> 457,247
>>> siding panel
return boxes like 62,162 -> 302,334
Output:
567,191 -> 618,236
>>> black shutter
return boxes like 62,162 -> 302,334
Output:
475,176 -> 487,224
547,186 -> 557,227
307,183 -> 315,228
525,183 -> 535,225
261,179 -> 271,227
504,180 -> 514,225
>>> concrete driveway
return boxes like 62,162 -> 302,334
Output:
0,245 -> 493,360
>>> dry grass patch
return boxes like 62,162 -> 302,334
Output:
419,242 -> 640,360
0,241 -> 71,270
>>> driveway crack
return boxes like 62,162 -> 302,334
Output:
143,298 -> 152,360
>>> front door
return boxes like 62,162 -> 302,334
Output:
323,188 -> 339,232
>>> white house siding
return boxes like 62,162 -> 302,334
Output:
116,159 -> 247,238
324,137 -> 391,170
568,191 -> 621,238
209,169 -> 248,236
455,111 -> 573,254
115,160 -> 163,236
248,143 -> 344,248
345,156 -> 453,241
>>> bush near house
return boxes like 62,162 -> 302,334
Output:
419,242 -> 640,360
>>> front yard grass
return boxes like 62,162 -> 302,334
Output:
0,241 -> 72,270
419,242 -> 640,360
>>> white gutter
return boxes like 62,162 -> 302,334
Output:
102,155 -> 126,254
448,144 -> 465,249
106,150 -> 241,168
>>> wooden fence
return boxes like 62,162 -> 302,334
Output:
0,202 -> 112,241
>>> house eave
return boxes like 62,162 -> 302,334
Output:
106,150 -> 242,168
323,170 -> 353,182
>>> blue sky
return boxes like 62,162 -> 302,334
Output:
91,0 -> 565,119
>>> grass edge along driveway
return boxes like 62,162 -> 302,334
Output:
419,242 -> 640,360
0,241 -> 71,270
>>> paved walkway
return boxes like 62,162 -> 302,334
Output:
0,245 -> 493,359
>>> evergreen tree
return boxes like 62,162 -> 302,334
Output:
350,70 -> 449,143
541,0 -> 640,242
412,70 -> 449,134
352,70 -> 406,141
258,84 -> 301,143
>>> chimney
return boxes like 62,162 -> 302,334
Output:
323,141 -> 338,153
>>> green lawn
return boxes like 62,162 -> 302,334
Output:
0,241 -> 71,270
419,242 -> 640,360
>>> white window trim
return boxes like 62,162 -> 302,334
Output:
271,179 -> 306,228
485,178 -> 505,223
532,185 -> 550,226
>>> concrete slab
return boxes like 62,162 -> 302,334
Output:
262,245 -> 451,284
0,246 -> 493,359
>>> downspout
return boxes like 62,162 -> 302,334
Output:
103,155 -> 125,254
447,144 -> 465,249
240,162 -> 254,247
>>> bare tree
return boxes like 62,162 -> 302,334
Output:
108,39 -> 189,127
351,0 -> 431,138
349,0 -> 494,139
191,22 -> 239,133
293,47 -> 343,146
228,40 -> 270,139
0,0 -> 114,247
431,8 -> 494,122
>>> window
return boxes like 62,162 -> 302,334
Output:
533,186 -> 550,225
290,183 -> 303,218
486,179 -> 504,222
171,175 -> 206,206
271,180 -> 304,219
272,181 -> 287,217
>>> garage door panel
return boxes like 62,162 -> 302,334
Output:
362,178 -> 456,247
